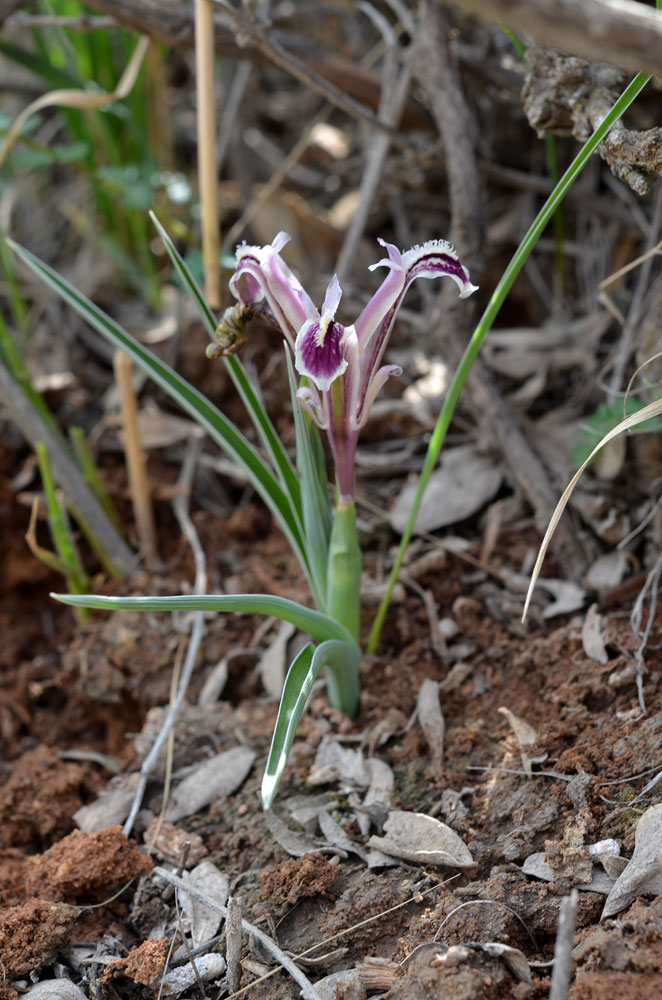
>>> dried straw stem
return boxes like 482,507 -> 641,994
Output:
195,0 -> 220,307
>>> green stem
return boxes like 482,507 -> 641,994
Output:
326,500 -> 362,644
366,69 -> 652,655
321,638 -> 360,718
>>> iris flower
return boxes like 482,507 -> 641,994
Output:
229,233 -> 477,504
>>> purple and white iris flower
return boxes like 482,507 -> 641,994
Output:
230,234 -> 477,504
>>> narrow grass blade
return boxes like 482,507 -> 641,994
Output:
149,212 -> 302,518
285,347 -> 331,610
8,238 -> 311,581
367,69 -> 653,654
51,591 -> 361,651
522,397 -> 662,621
262,638 -> 360,808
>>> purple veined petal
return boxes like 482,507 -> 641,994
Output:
296,385 -> 327,429
357,364 -> 403,428
401,239 -> 479,299
230,234 -> 315,343
356,236 -> 477,412
295,316 -> 348,391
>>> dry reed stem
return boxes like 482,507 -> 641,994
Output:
113,349 -> 157,563
195,0 -> 221,307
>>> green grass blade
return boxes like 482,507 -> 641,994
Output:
0,38 -> 83,90
149,212 -> 302,516
51,591 -> 361,650
367,69 -> 653,654
8,238 -> 310,578
262,638 -> 359,808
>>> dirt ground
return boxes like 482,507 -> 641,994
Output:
3,3 -> 662,999
2,425 -> 662,999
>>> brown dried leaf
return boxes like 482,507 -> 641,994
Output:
389,446 -> 502,533
73,773 -> 140,833
367,810 -> 474,868
582,603 -> 609,665
602,804 -> 662,918
265,808 -> 346,859
417,678 -> 444,773
166,746 -> 256,822
179,860 -> 229,948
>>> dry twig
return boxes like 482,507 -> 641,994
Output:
153,867 -> 324,1000
549,889 -> 579,1000
441,0 -> 662,79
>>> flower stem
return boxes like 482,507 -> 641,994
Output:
366,68 -> 652,655
326,500 -> 362,646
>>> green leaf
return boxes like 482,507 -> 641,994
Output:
8,238 -> 311,579
262,639 -> 360,808
284,347 -> 331,610
574,396 -> 661,466
0,39 -> 83,90
149,212 -> 302,521
51,591 -> 361,650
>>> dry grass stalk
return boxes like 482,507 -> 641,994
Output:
195,0 -> 221,308
113,349 -> 157,563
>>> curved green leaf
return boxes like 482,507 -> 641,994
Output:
7,238 -> 311,581
51,591 -> 360,650
262,639 -> 360,808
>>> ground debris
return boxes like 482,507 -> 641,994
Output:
179,860 -> 229,947
0,746 -> 83,850
166,745 -> 256,822
259,853 -> 341,908
144,818 -> 206,866
23,982 -> 86,1000
0,899 -> 76,976
102,936 -> 171,986
602,804 -> 662,919
368,810 -> 474,868
24,826 -> 152,904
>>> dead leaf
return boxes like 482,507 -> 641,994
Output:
179,861 -> 229,948
161,953 -> 227,996
145,819 -> 206,866
479,943 -> 533,987
305,969 -> 366,1000
582,604 -> 609,665
258,620 -> 296,699
585,550 -> 629,589
367,810 -> 474,868
389,446 -> 502,533
24,983 -> 87,1000
417,679 -> 445,773
318,810 -> 368,863
265,807 -> 347,859
521,851 -> 618,894
539,578 -> 586,618
166,746 -> 256,822
73,773 -> 140,833
498,706 -> 547,775
308,735 -> 371,788
602,804 -> 662,918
